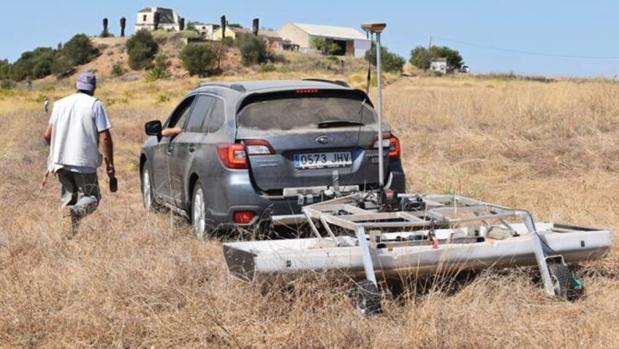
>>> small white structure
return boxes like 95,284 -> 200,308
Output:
430,57 -> 448,74
135,7 -> 181,32
278,23 -> 371,58
192,22 -> 217,40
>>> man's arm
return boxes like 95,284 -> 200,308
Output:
161,127 -> 182,137
43,124 -> 52,145
99,130 -> 115,179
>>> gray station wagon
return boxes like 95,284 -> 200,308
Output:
140,80 -> 406,238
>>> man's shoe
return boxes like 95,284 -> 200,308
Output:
62,208 -> 78,240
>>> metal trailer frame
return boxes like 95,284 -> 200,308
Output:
223,192 -> 613,306
300,193 -> 567,297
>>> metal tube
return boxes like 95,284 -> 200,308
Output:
376,32 -> 384,187
355,225 -> 377,286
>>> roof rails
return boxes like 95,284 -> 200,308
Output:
195,82 -> 247,92
303,78 -> 350,88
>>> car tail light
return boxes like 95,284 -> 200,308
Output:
373,133 -> 401,159
233,210 -> 256,224
217,144 -> 247,169
244,139 -> 275,155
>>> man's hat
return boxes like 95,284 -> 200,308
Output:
76,71 -> 97,91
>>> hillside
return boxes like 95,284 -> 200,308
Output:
0,74 -> 617,347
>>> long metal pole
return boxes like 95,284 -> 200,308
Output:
376,32 -> 384,187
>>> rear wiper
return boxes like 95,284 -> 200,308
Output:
318,120 -> 365,128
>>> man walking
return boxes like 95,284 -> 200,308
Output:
43,71 -> 116,239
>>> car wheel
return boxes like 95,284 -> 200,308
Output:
142,165 -> 158,211
192,181 -> 208,240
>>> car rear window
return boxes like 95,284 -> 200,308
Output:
237,90 -> 377,131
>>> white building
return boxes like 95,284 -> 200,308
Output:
135,7 -> 181,32
277,23 -> 371,58
192,22 -> 217,40
430,58 -> 448,74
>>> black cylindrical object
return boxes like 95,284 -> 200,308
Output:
221,15 -> 227,40
252,18 -> 259,36
179,17 -> 185,31
120,17 -> 126,37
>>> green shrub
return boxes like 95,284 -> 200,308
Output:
365,45 -> 405,73
111,63 -> 124,77
32,60 -> 52,79
310,37 -> 339,55
63,34 -> 99,65
126,30 -> 158,70
237,34 -> 268,66
51,54 -> 74,78
181,44 -> 216,76
0,59 -> 11,80
258,62 -> 276,72
0,79 -> 15,90
145,55 -> 171,81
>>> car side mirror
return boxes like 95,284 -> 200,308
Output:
145,120 -> 162,137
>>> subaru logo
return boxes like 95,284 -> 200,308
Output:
316,135 -> 329,144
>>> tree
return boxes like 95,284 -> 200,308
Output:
63,34 -> 99,65
409,45 -> 464,71
236,34 -> 268,66
409,46 -> 431,70
51,54 -> 74,77
126,30 -> 158,70
0,59 -> 9,80
181,44 -> 216,76
310,37 -> 339,55
365,44 -> 405,73
8,47 -> 56,81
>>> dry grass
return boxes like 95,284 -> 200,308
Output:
0,74 -> 617,348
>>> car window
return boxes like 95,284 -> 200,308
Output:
165,96 -> 195,129
185,96 -> 213,132
237,92 -> 376,131
202,97 -> 225,133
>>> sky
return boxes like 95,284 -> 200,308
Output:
1,0 -> 618,77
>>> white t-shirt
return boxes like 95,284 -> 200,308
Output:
48,93 -> 112,174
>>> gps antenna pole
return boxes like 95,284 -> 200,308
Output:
362,23 -> 387,188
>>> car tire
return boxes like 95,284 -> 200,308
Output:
192,181 -> 209,240
141,164 -> 160,212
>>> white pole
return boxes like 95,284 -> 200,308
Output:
376,32 -> 384,187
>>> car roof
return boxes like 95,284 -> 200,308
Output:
193,80 -> 353,94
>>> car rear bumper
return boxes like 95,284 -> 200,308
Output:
205,168 -> 406,229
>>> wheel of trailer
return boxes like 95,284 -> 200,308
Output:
354,280 -> 382,316
142,165 -> 159,212
192,181 -> 208,240
549,263 -> 573,299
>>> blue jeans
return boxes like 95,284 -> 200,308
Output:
57,169 -> 101,219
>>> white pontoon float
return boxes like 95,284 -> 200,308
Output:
222,23 -> 613,314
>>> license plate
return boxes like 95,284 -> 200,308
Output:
293,152 -> 352,169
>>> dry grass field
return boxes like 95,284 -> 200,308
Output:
0,73 -> 617,348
